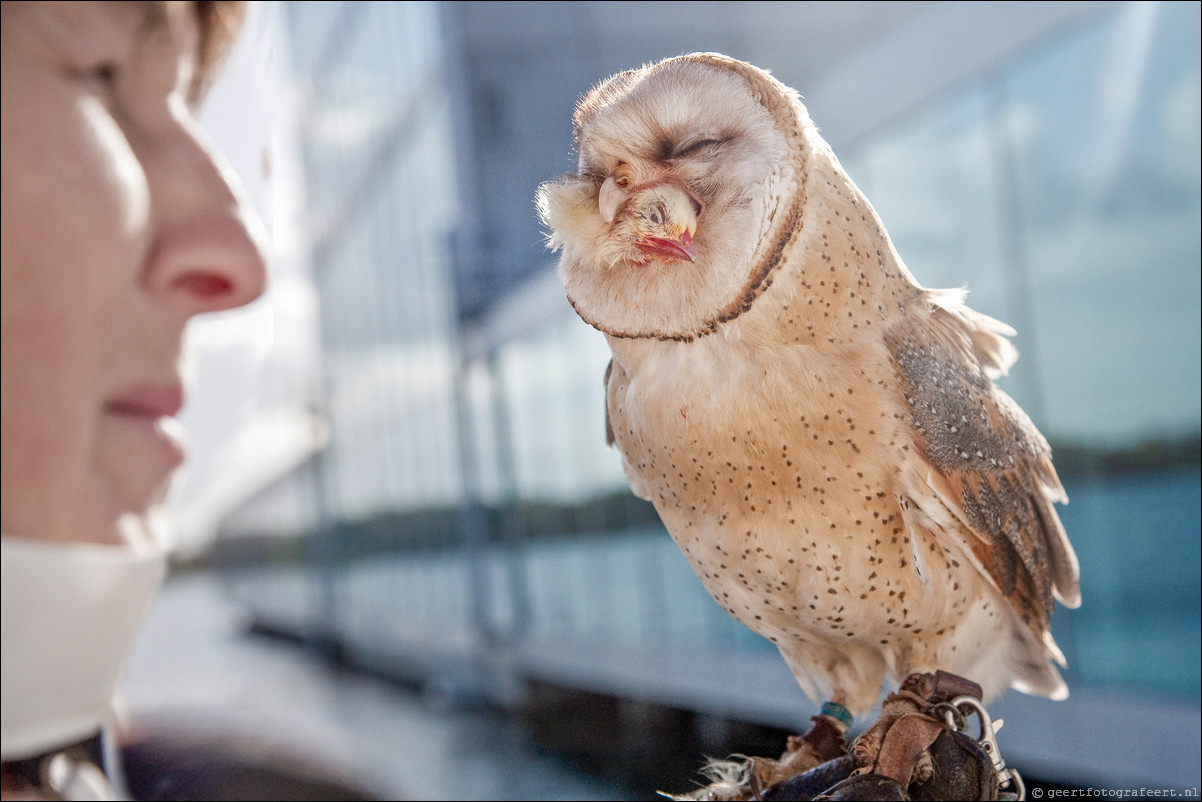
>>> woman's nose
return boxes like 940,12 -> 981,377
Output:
142,124 -> 268,316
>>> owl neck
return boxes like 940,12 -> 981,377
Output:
748,145 -> 919,349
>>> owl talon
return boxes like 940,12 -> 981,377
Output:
912,749 -> 935,786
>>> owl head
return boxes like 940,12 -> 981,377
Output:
537,53 -> 818,342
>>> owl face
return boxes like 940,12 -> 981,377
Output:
537,55 -> 804,342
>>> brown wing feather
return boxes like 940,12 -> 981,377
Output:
886,296 -> 1081,641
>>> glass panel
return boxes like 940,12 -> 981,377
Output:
1002,2 -> 1200,698
845,2 -> 1200,698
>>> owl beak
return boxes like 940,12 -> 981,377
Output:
635,182 -> 701,263
637,230 -> 696,262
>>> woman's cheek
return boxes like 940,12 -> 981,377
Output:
78,94 -> 150,238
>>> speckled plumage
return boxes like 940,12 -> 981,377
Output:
537,53 -> 1080,717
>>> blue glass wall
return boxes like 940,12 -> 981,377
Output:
840,1 -> 1201,697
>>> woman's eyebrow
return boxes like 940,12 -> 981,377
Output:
101,1 -> 169,36
138,1 -> 171,33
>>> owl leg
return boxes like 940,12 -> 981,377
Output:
746,701 -> 851,793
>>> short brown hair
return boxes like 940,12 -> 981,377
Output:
189,0 -> 248,103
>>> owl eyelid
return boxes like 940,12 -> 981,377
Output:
674,138 -> 723,158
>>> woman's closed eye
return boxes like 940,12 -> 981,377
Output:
81,60 -> 121,92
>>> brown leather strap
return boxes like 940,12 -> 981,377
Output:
872,711 -> 946,786
866,671 -> 984,787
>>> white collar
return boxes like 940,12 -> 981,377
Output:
1,534 -> 166,761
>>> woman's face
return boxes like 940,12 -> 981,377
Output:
1,2 -> 267,545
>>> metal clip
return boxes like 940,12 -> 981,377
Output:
944,695 -> 1026,801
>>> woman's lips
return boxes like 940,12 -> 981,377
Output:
104,383 -> 188,468
106,383 -> 185,418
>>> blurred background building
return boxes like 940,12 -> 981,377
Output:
148,1 -> 1200,797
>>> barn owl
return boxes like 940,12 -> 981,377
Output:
536,52 -> 1080,768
